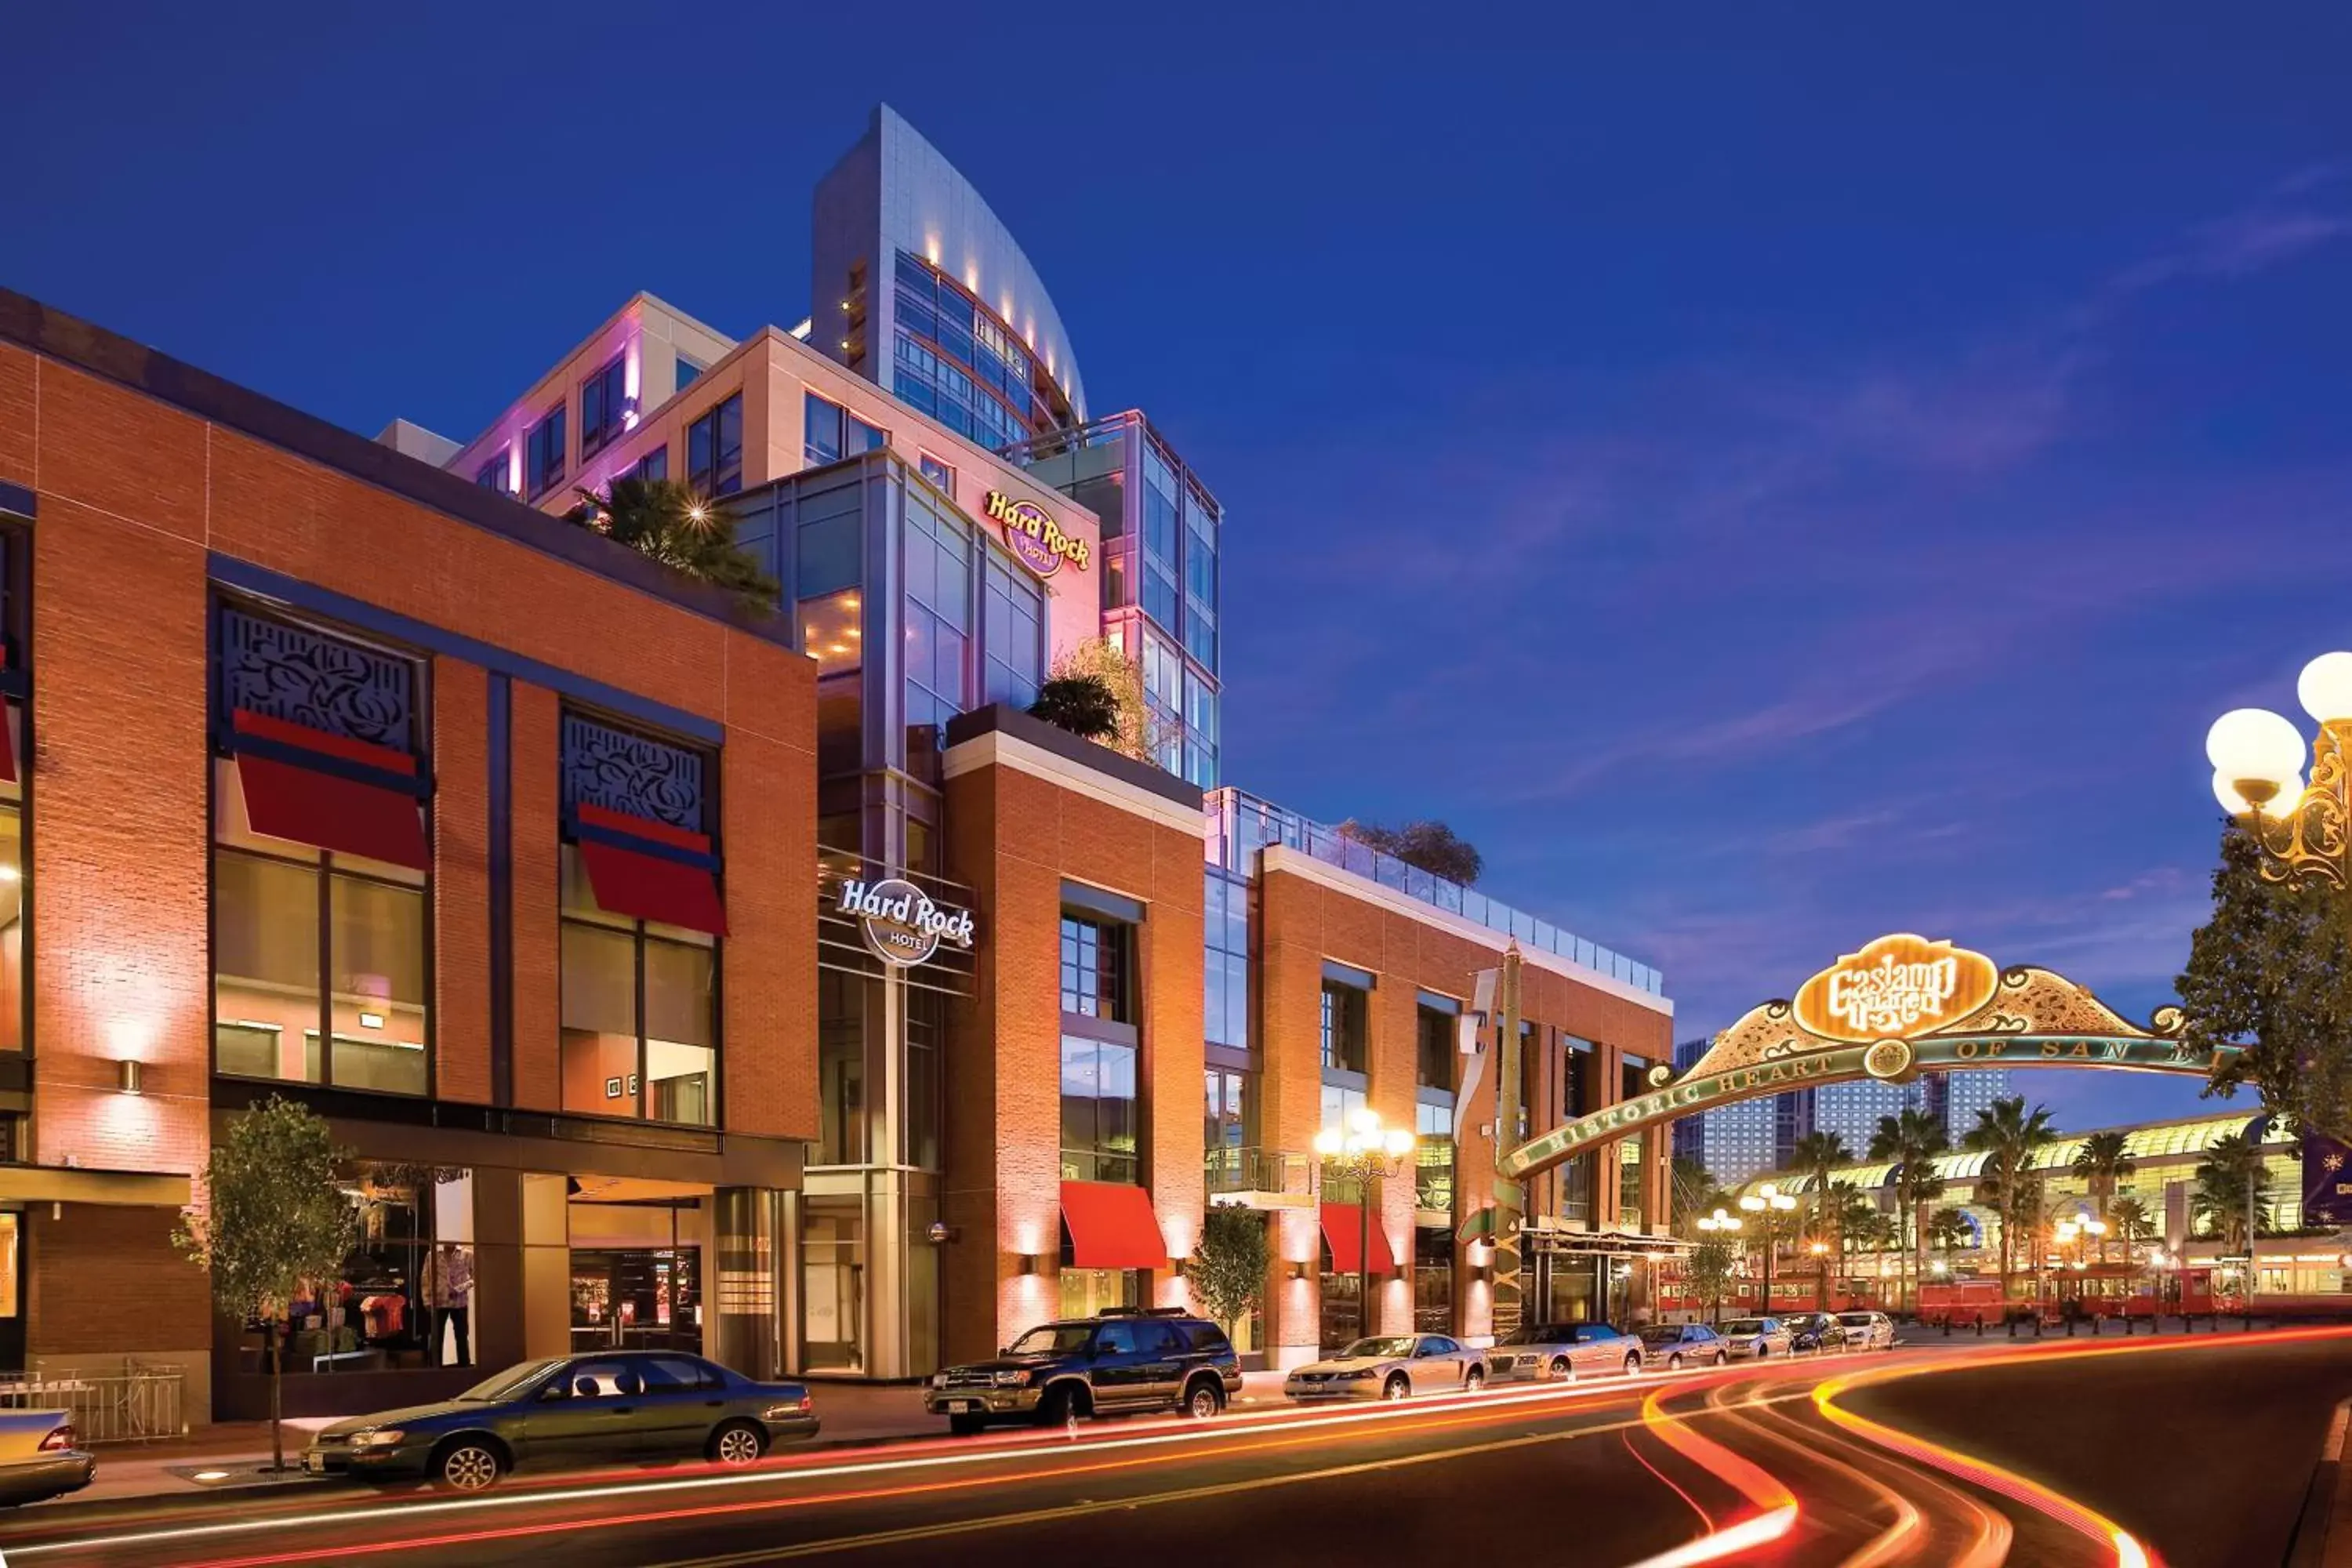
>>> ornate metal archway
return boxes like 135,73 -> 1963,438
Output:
1501,933 -> 2238,1181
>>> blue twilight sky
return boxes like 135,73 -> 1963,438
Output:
16,5 -> 2352,1132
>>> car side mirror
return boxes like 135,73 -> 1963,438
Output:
997,1346 -> 1009,1357
538,1384 -> 567,1403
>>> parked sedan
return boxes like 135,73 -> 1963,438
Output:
303,1351 -> 820,1493
1284,1334 -> 1486,1403
1484,1322 -> 1642,1384
0,1410 -> 93,1508
1636,1323 -> 1728,1370
1717,1317 -> 1794,1360
1836,1310 -> 1896,1351
1788,1313 -> 1850,1354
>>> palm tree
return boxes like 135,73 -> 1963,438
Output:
1790,1131 -> 1852,1286
568,477 -> 779,602
1869,1108 -> 1951,1316
2071,1131 -> 2136,1266
2191,1134 -> 2271,1254
2107,1195 -> 2155,1249
1962,1095 -> 2057,1314
1928,1205 -> 1974,1262
1026,673 -> 1123,742
1670,1155 -> 1730,1236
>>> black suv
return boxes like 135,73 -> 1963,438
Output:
925,1308 -> 1243,1435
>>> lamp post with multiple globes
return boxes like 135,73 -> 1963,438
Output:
2203,651 -> 2352,886
1313,1109 -> 1415,1345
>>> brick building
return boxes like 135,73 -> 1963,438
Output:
0,107 -> 1675,1410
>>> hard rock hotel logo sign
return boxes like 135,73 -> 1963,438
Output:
1792,934 -> 1999,1042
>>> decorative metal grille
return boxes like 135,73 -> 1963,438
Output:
220,608 -> 414,752
561,713 -> 706,833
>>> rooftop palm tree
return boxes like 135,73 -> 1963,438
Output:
2071,1131 -> 2137,1266
568,477 -> 779,604
1927,1205 -> 1975,1261
1962,1095 -> 2057,1313
1869,1108 -> 1951,1316
1026,673 -> 1123,742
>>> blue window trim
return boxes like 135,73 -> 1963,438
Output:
207,554 -> 724,744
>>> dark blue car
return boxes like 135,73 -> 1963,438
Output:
303,1350 -> 819,1492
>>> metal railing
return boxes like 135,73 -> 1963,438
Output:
1207,789 -> 1664,996
1205,1146 -> 1315,1200
0,1361 -> 187,1443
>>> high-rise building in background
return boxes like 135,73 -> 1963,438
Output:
1671,1037 -> 1784,1187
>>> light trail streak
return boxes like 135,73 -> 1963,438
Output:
1815,1366 -> 2155,1568
5,1374 -> 1675,1562
1624,1379 -> 1801,1568
1616,1504 -> 1798,1568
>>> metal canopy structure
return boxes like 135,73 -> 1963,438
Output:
1497,932 -> 2243,1183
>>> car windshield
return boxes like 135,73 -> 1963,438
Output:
457,1359 -> 565,1402
1722,1319 -> 1769,1334
1006,1325 -> 1096,1356
1638,1327 -> 1682,1345
1339,1338 -> 1419,1359
1838,1314 -> 1875,1326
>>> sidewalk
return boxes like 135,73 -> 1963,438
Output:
26,1371 -> 1300,1512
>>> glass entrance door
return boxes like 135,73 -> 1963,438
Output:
569,1248 -> 700,1353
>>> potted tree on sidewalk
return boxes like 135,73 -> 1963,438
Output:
175,1095 -> 356,1473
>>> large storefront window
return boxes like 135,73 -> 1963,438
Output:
273,1165 -> 477,1375
816,971 -> 866,1165
903,492 -> 973,734
1415,1101 -> 1455,1212
1320,981 -> 1367,1074
571,1248 -> 699,1353
1060,1036 -> 1138,1184
211,608 -> 430,1094
557,713 -> 725,1127
561,850 -> 716,1124
1414,1228 -> 1454,1333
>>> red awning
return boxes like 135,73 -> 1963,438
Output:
237,753 -> 429,869
1320,1203 -> 1404,1276
579,837 -> 729,937
1059,1181 -> 1168,1271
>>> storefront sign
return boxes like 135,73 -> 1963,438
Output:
985,491 -> 1089,578
837,877 -> 976,967
1792,934 -> 1998,1043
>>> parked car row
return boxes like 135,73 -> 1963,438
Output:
238,1306 -> 1903,1501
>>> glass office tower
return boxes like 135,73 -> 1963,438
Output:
1006,414 -> 1222,788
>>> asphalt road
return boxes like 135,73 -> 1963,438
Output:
6,1328 -> 2349,1568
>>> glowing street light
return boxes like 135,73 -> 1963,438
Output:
1314,1108 -> 1415,1344
2203,653 -> 2352,885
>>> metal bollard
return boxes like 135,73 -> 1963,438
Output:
1975,1316 -> 1985,1337
2065,1315 -> 2075,1337
1943,1316 -> 1952,1338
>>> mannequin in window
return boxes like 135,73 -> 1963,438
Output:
424,1243 -> 474,1367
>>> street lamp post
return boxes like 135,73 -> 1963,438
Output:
1314,1109 -> 1415,1345
2203,652 -> 2352,885
1738,1184 -> 1798,1317
1697,1208 -> 1742,1325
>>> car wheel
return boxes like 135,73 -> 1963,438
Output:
430,1439 -> 505,1494
1668,1353 -> 1683,1371
1181,1378 -> 1224,1420
1383,1374 -> 1410,1402
708,1421 -> 768,1468
947,1413 -> 987,1436
1464,1367 -> 1485,1393
1037,1384 -> 1080,1426
1549,1356 -> 1573,1381
1624,1355 -> 1642,1377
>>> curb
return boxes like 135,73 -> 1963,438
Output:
2288,1396 -> 2352,1568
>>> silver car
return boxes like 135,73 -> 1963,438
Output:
1283,1334 -> 1486,1403
1637,1323 -> 1729,1370
1717,1316 -> 1794,1359
1485,1322 -> 1643,1384
1836,1310 -> 1896,1351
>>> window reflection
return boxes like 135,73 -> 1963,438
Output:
557,846 -> 717,1127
